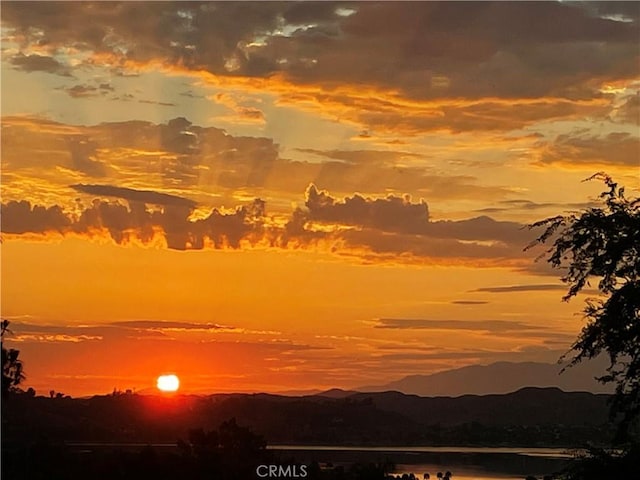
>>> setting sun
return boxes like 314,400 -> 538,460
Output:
156,374 -> 180,393
2,2 -> 638,479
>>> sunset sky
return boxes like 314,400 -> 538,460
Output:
1,1 -> 638,397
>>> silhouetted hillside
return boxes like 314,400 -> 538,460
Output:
347,387 -> 610,426
1,387 -> 614,447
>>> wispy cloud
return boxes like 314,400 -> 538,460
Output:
71,184 -> 197,208
374,318 -> 547,333
10,334 -> 102,343
470,284 -> 567,293
109,320 -> 231,331
451,300 -> 489,305
535,131 -> 640,168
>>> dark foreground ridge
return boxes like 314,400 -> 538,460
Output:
2,386 -> 627,480
2,387 -> 613,447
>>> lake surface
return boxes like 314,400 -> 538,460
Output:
65,443 -> 573,479
269,446 -> 573,479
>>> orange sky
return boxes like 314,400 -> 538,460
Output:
1,1 -> 639,396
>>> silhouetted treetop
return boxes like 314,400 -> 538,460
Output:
2,320 -> 26,396
527,173 -> 640,440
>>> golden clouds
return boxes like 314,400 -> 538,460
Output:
534,131 -> 640,168
1,181 -> 539,271
212,92 -> 266,125
3,1 -> 638,137
1,115 -> 522,211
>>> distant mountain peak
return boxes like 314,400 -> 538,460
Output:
356,359 -> 612,397
317,388 -> 359,398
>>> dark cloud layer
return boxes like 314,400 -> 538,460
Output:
1,201 -> 71,234
3,1 -> 637,103
72,184 -> 197,208
1,192 -> 266,250
305,184 -> 430,233
10,53 -> 70,76
2,2 -> 637,139
301,185 -> 533,245
1,183 -> 539,266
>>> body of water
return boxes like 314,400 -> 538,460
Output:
269,445 -> 572,480
64,443 -> 572,479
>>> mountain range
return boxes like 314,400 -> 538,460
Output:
355,359 -> 613,397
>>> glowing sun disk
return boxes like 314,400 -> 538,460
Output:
156,374 -> 180,392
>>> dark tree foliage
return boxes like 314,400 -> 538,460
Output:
527,173 -> 640,440
176,418 -> 272,480
558,444 -> 640,480
2,319 -> 26,396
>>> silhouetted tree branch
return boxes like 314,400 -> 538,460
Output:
527,173 -> 640,441
2,319 -> 26,396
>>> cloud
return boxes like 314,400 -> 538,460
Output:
336,2 -> 637,97
334,230 -> 530,267
71,184 -> 197,208
471,284 -> 568,293
212,92 -> 266,125
612,93 -> 640,124
61,82 -> 115,99
2,322 -> 163,342
138,99 -> 177,107
370,347 -> 572,366
297,148 -> 423,165
284,158 -> 517,201
66,137 -> 108,177
1,191 -> 267,250
9,53 -> 70,76
2,182 -> 542,267
65,84 -> 100,98
10,334 -> 102,343
283,185 -> 534,264
2,1 -> 637,134
1,201 -> 71,234
2,115 -> 523,210
0,116 -> 283,192
374,318 -> 546,333
427,216 -> 531,244
301,185 -> 533,246
304,184 -> 430,233
4,320 -> 254,343
474,199 -> 596,214
536,131 -> 640,167
276,90 -> 611,135
451,300 -> 489,305
571,1 -> 640,23
109,320 -> 229,331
